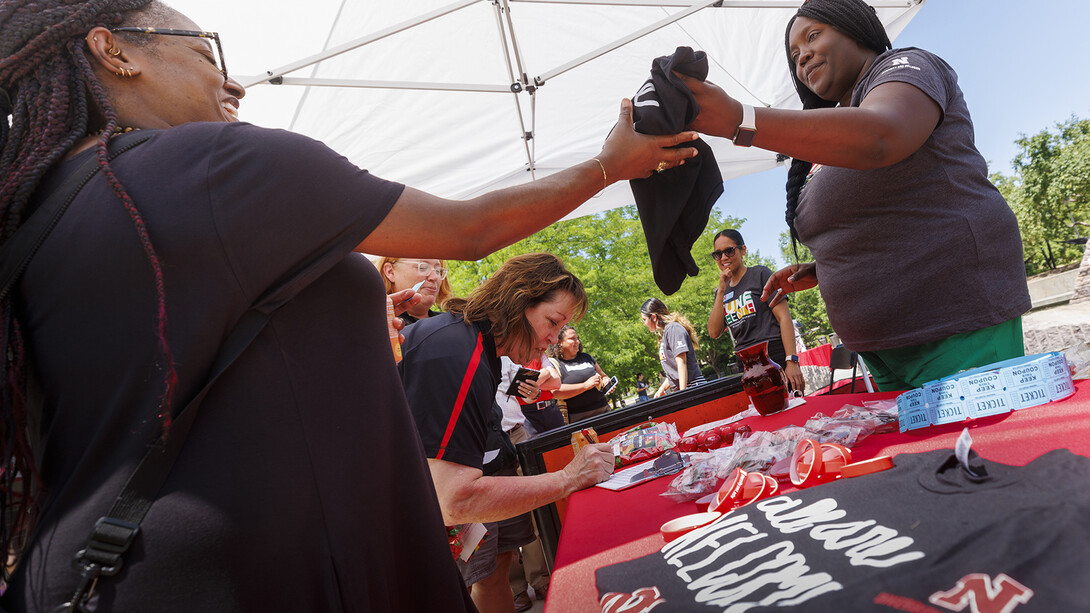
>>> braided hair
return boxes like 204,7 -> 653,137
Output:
0,0 -> 178,560
782,0 -> 892,251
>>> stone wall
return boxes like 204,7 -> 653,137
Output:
1023,322 -> 1090,355
1071,240 -> 1090,304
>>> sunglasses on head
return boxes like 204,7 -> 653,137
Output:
711,246 -> 740,260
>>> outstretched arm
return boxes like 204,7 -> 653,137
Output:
678,74 -> 940,170
360,99 -> 699,260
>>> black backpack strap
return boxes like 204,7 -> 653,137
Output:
56,307 -> 271,612
0,131 -> 152,302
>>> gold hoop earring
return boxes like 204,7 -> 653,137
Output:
108,46 -> 121,57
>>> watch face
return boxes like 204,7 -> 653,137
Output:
733,128 -> 756,147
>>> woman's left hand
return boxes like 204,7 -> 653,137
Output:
783,361 -> 805,395
672,73 -> 743,139
517,380 -> 542,402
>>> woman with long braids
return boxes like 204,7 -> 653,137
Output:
0,1 -> 697,609
679,0 -> 1029,391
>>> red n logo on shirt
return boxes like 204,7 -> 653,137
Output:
599,587 -> 665,613
929,573 -> 1034,613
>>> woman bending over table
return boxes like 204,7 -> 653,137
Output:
398,253 -> 614,613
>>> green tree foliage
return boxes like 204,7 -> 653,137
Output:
446,205 -> 768,401
777,234 -> 834,348
992,116 -> 1090,275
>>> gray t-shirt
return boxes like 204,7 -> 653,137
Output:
795,48 -> 1030,351
659,321 -> 705,389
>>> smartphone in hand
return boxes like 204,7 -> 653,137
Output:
505,367 -> 540,396
602,375 -> 618,395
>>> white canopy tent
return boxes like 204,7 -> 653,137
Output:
228,0 -> 926,220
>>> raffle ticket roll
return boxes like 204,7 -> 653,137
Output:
897,352 -> 1074,432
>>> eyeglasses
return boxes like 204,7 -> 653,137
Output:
711,246 -> 740,261
396,260 -> 448,280
109,27 -> 228,80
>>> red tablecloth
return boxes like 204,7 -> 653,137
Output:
545,380 -> 1090,612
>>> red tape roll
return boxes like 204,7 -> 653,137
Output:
841,455 -> 894,478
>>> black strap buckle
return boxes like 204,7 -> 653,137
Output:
76,517 -> 140,575
52,518 -> 141,612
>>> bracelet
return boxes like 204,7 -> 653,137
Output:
591,157 -> 608,191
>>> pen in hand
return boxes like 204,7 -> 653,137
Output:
397,280 -> 425,306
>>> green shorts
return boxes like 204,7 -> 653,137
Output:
858,317 -> 1025,392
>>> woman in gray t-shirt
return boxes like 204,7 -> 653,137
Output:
641,298 -> 707,396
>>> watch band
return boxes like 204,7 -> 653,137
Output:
785,354 -> 799,363
732,103 -> 756,147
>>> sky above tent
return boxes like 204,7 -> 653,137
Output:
170,0 -> 1090,267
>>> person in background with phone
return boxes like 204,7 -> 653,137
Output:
641,298 -> 707,397
548,325 -> 613,423
517,353 -> 566,435
375,256 -> 453,325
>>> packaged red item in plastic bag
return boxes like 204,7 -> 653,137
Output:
609,421 -> 679,468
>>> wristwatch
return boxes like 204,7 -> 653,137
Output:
732,104 -> 756,147
785,354 -> 799,364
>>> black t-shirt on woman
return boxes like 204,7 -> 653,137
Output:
556,351 -> 609,414
6,123 -> 472,612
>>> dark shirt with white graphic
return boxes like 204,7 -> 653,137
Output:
597,448 -> 1090,611
556,351 -> 609,414
714,265 -> 782,352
